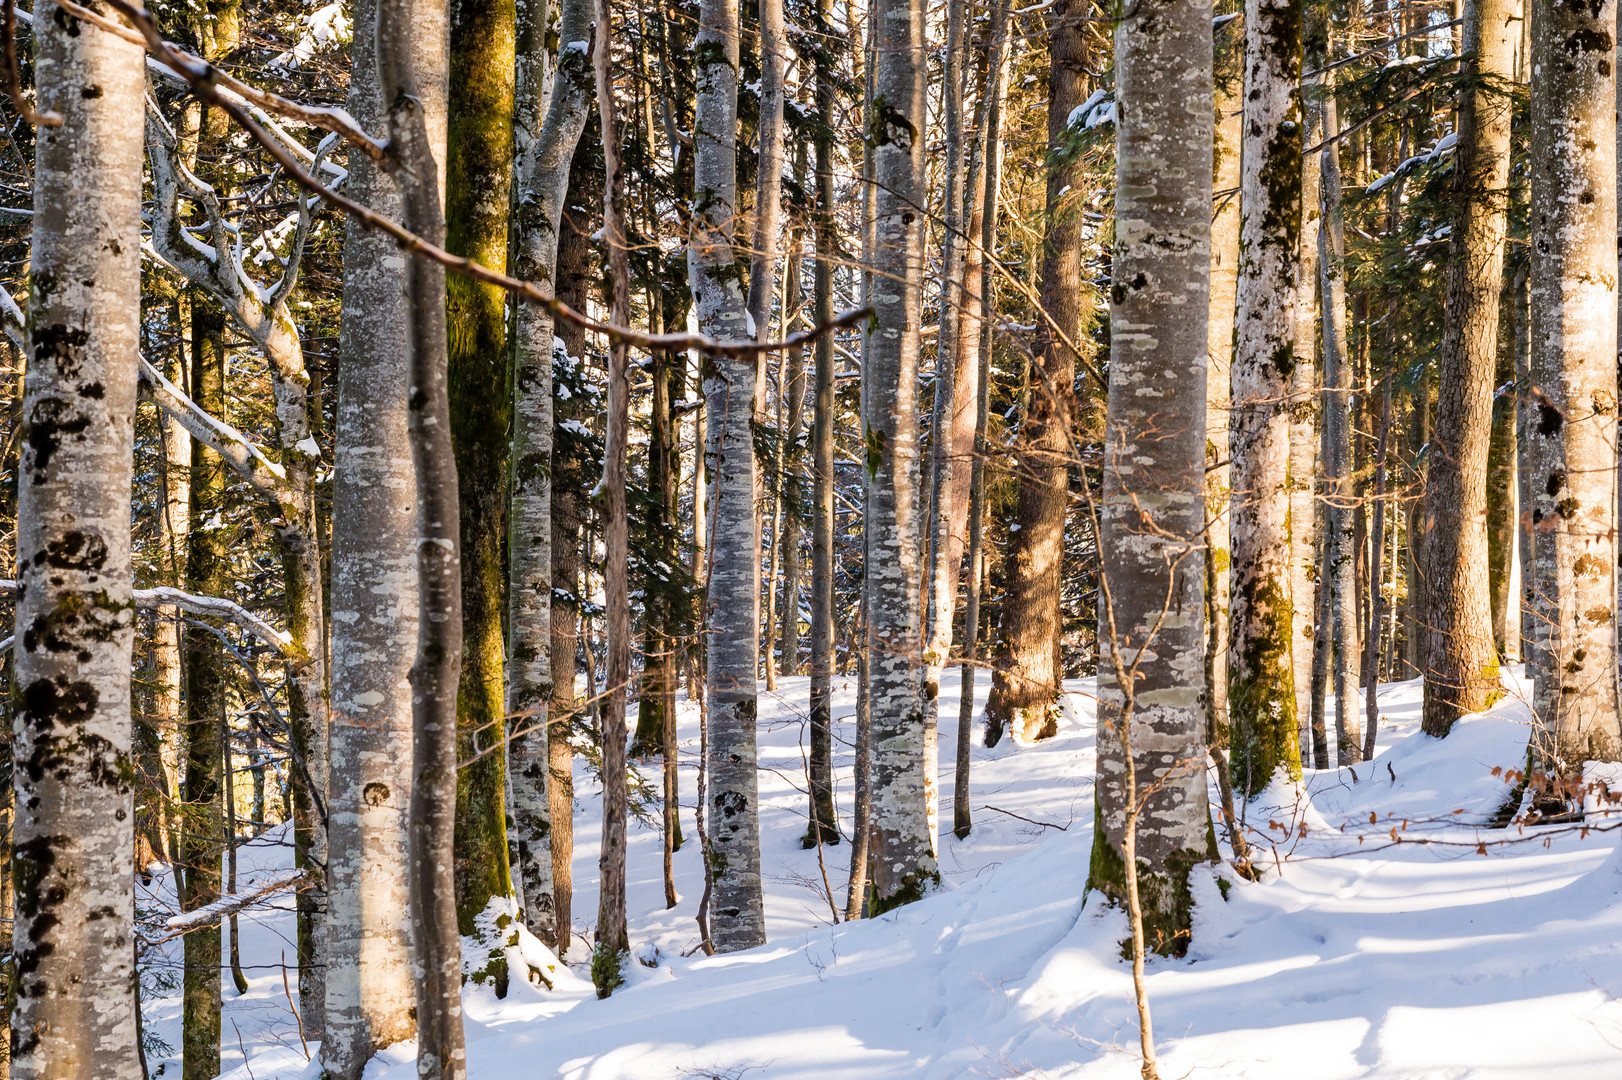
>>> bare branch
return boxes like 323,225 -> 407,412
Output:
141,871 -> 309,946
0,579 -> 296,657
137,356 -> 293,506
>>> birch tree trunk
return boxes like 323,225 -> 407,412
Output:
323,0 -> 446,1071
807,0 -> 841,846
1090,0 -> 1215,952
448,0 -> 517,944
1319,74 -> 1362,765
509,0 -> 594,946
1525,0 -> 1621,796
1420,0 -> 1516,737
982,0 -> 1083,747
696,0 -> 767,951
10,7 -> 143,1075
865,0 -> 937,913
154,320 -> 190,872
377,0 -> 465,1067
1228,0 -> 1303,793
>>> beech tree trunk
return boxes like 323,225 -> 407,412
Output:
510,0 -> 593,946
448,0 -> 517,943
865,0 -> 937,914
807,0 -> 840,846
1228,0 -> 1303,793
323,0 -> 446,1071
10,8 -> 144,1075
696,0 -> 767,951
377,0 -> 466,1067
1209,10 -> 1244,759
1420,0 -> 1516,737
1525,0 -> 1621,794
1319,73 -> 1362,766
982,0 -> 1084,747
1089,0 -> 1214,955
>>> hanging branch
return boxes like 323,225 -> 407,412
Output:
0,579 -> 297,658
88,0 -> 871,359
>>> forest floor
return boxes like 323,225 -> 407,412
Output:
146,666 -> 1622,1079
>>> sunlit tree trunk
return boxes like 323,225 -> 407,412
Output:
1420,0 -> 1516,737
1228,0 -> 1303,793
323,0 -> 446,1071
1090,0 -> 1215,953
865,0 -> 937,914
1525,0 -> 1621,796
10,7 -> 143,1075
696,0 -> 767,950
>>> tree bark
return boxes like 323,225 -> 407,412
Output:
1090,0 -> 1215,955
1420,0 -> 1516,737
807,0 -> 841,847
323,0 -> 446,1071
1319,71 -> 1362,766
448,0 -> 517,944
865,0 -> 936,914
377,0 -> 465,1067
696,0 -> 766,951
592,0 -> 633,993
10,7 -> 144,1075
1228,0 -> 1303,793
1209,8 -> 1245,763
1526,0 -> 1621,794
509,0 -> 594,947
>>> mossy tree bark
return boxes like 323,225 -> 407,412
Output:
865,0 -> 938,914
11,7 -> 144,1075
1420,0 -> 1516,737
1228,0 -> 1303,793
322,0 -> 446,1071
447,0 -> 518,944
1090,0 -> 1216,960
1525,0 -> 1621,795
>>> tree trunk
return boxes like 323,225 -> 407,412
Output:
11,9 -> 144,1075
182,302 -> 227,1080
592,0 -> 633,993
448,0 -> 517,945
1228,0 -> 1303,793
865,0 -> 936,914
1526,0 -> 1621,796
378,0 -> 466,1066
695,0 -> 767,951
510,0 -> 594,946
154,307 -> 190,873
1089,0 -> 1214,955
1319,72 -> 1362,766
323,0 -> 446,1070
1289,12 -> 1322,749
807,0 -> 841,846
1420,0 -> 1515,737
1209,8 -> 1244,763
982,0 -> 1081,747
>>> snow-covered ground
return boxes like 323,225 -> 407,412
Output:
148,666 -> 1622,1079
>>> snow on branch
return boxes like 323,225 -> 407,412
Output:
0,580 -> 296,658
136,357 -> 294,504
142,870 -> 308,946
104,0 -> 872,359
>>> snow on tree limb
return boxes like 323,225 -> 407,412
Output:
0,579 -> 296,657
143,870 -> 310,946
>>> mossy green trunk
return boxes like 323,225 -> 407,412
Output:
448,0 -> 517,935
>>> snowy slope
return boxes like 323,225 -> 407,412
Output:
162,667 -> 1622,1079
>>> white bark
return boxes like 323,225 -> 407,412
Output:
322,0 -> 446,1071
508,0 -> 593,945
1526,0 -> 1620,781
696,0 -> 766,950
11,5 -> 145,1076
865,0 -> 936,912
